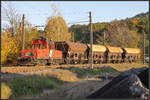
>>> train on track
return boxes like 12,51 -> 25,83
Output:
18,37 -> 141,66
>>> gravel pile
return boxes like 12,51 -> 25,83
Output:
87,67 -> 149,99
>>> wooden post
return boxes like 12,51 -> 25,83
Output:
89,11 -> 93,69
143,30 -> 145,64
22,14 -> 25,50
103,31 -> 105,46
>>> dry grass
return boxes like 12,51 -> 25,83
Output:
99,63 -> 148,72
1,82 -> 12,99
24,69 -> 81,82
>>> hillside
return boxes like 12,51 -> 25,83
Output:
69,12 -> 149,54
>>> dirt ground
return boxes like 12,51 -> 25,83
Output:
4,68 -> 113,99
2,64 -> 147,99
18,79 -> 111,99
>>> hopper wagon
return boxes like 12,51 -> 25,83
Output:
106,46 -> 123,63
87,44 -> 107,64
55,42 -> 88,64
122,48 -> 141,63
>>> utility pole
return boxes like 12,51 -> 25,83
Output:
72,31 -> 74,42
57,18 -> 59,41
22,14 -> 25,50
143,30 -> 145,64
89,11 -> 93,69
103,31 -> 105,46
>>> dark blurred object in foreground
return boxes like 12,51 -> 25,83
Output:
87,67 -> 149,99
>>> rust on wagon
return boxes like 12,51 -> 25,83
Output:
106,46 -> 123,53
87,44 -> 106,52
123,48 -> 141,54
66,42 -> 88,52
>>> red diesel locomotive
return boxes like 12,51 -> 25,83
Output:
19,37 -> 63,65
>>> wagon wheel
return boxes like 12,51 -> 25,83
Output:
37,60 -> 47,66
65,59 -> 73,64
112,60 -> 115,64
98,60 -> 102,64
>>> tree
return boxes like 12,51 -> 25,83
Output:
99,21 -> 140,48
2,2 -> 21,37
44,4 -> 71,42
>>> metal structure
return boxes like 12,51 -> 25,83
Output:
89,11 -> 93,69
143,30 -> 145,64
22,14 -> 25,50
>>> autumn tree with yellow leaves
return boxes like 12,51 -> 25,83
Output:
1,3 -> 71,66
45,16 -> 71,42
45,4 -> 71,42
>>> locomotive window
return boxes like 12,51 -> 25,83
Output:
37,44 -> 40,49
32,44 -> 35,49
41,44 -> 43,49
43,44 -> 47,49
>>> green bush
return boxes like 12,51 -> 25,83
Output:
2,75 -> 64,99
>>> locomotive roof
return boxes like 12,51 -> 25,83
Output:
87,44 -> 106,52
123,48 -> 141,54
66,42 -> 88,52
106,46 -> 123,53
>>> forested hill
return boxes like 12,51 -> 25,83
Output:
131,12 -> 148,19
69,12 -> 149,52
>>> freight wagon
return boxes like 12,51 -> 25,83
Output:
87,44 -> 107,64
19,37 -> 141,66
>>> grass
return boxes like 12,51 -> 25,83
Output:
1,75 -> 65,99
101,63 -> 149,72
61,67 -> 120,78
1,83 -> 12,99
60,63 -> 148,78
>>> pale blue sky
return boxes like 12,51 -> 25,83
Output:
2,1 -> 149,30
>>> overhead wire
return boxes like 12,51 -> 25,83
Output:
68,21 -> 89,25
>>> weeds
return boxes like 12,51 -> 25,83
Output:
61,67 -> 120,78
2,75 -> 65,99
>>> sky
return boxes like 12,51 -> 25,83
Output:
2,1 -> 149,30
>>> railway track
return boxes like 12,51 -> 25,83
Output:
1,64 -> 109,74
1,65 -> 87,74
1,63 -> 145,74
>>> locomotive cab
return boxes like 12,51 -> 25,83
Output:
19,37 -> 63,66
